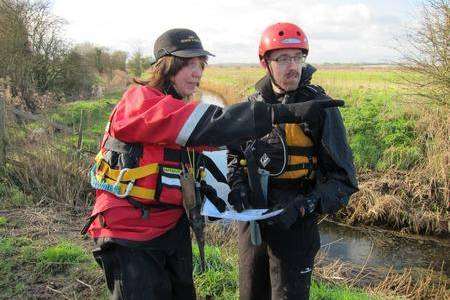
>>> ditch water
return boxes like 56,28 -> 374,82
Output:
319,221 -> 449,276
200,90 -> 449,276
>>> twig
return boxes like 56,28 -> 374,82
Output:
317,215 -> 328,224
46,286 -> 71,300
350,241 -> 374,287
76,278 -> 94,291
320,238 -> 343,249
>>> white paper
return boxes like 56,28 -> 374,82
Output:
199,150 -> 283,221
201,199 -> 284,221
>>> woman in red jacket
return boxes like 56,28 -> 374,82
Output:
87,28 -> 342,300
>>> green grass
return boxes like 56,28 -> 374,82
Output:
193,244 -> 238,298
0,237 -> 33,298
48,96 -> 120,151
0,217 -> 6,226
37,241 -> 90,273
341,90 -> 421,170
0,234 -> 105,299
311,281 -> 379,300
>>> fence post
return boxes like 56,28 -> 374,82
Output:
0,86 -> 7,174
77,109 -> 84,159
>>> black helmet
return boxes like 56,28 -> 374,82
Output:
153,28 -> 214,61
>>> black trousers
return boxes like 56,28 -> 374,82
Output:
92,216 -> 196,300
238,215 -> 320,300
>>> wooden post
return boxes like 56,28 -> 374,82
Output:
0,87 -> 6,174
77,109 -> 84,158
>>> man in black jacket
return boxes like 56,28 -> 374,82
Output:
227,22 -> 358,300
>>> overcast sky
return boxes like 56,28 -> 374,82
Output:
52,0 -> 422,64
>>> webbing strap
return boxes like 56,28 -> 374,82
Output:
95,152 -> 159,182
96,176 -> 157,202
287,146 -> 315,157
285,162 -> 317,172
104,136 -> 143,157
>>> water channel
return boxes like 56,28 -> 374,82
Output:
200,90 -> 449,277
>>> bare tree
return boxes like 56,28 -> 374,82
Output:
0,0 -> 35,110
128,49 -> 144,77
0,0 -> 68,110
111,50 -> 128,71
398,0 -> 449,105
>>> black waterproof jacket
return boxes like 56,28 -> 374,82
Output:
228,64 -> 358,214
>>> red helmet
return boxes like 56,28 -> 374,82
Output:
258,22 -> 309,60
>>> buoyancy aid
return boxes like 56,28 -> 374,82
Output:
251,124 -> 317,181
85,85 -> 228,241
90,135 -> 227,209
242,65 -> 323,197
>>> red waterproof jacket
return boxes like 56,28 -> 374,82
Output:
88,85 -> 274,241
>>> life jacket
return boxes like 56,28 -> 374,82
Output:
84,85 -> 226,241
246,122 -> 317,193
274,123 -> 317,180
245,71 -> 323,190
84,135 -> 227,238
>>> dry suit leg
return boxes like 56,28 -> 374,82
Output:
238,215 -> 320,300
238,221 -> 271,300
93,241 -> 195,300
265,215 -> 320,300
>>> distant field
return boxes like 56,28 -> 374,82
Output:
201,65 -> 408,104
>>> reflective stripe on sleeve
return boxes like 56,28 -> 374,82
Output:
176,102 -> 210,146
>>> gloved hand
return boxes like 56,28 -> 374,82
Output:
271,97 -> 345,143
268,194 -> 319,229
272,97 -> 344,124
227,182 -> 251,212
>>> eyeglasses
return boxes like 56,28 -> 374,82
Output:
269,54 -> 306,66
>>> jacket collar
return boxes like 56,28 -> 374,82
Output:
255,63 -> 317,103
162,82 -> 183,100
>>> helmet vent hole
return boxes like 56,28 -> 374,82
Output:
278,31 -> 284,36
297,31 -> 301,36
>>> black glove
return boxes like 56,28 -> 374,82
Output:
268,194 -> 319,229
272,97 -> 345,124
272,97 -> 344,143
227,182 -> 251,212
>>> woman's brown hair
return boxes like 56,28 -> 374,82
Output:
133,55 -> 207,92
